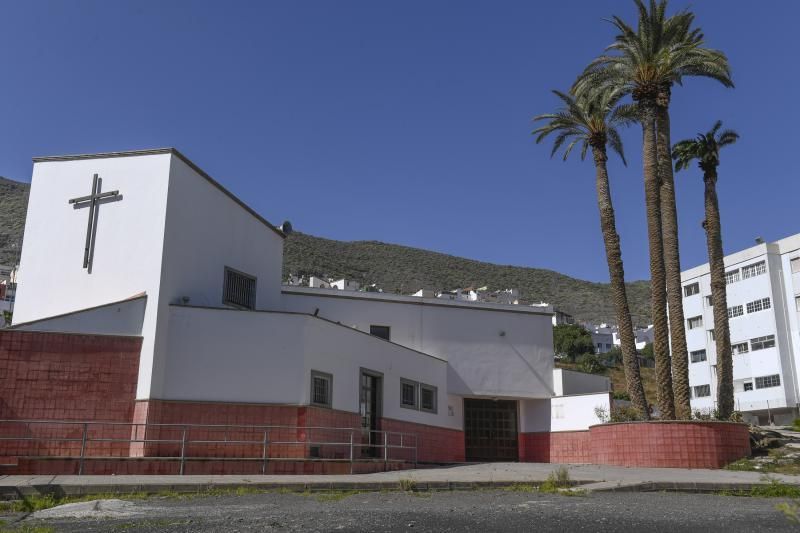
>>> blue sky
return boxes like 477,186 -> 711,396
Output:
1,1 -> 797,282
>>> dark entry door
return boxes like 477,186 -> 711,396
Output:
464,399 -> 519,462
360,371 -> 382,457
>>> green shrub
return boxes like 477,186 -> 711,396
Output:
578,354 -> 605,375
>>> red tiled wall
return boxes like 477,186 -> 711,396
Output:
380,417 -> 465,463
0,330 -> 142,457
519,431 -> 591,464
589,421 -> 750,469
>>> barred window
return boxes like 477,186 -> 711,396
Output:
755,374 -> 781,389
705,295 -> 714,307
310,371 -> 332,408
420,384 -> 437,413
727,305 -> 744,319
742,261 -> 766,279
401,380 -> 418,408
693,384 -> 711,398
690,349 -> 707,363
725,270 -> 740,285
746,297 -> 771,314
687,316 -> 703,329
223,267 -> 257,310
732,342 -> 749,355
750,335 -> 776,351
684,283 -> 700,297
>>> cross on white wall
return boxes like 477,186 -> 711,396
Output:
68,173 -> 122,272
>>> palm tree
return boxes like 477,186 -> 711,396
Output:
574,0 -> 732,419
673,121 -> 739,419
533,89 -> 649,419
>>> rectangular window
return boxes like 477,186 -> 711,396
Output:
725,269 -> 740,285
705,295 -> 714,307
420,384 -> 437,413
693,384 -> 711,398
741,261 -> 767,279
690,349 -> 707,363
746,297 -> 771,314
708,329 -> 716,342
750,334 -> 776,351
727,305 -> 744,319
223,267 -> 257,310
732,342 -> 749,355
687,316 -> 703,329
684,283 -> 700,297
796,295 -> 800,312
370,325 -> 391,341
401,379 -> 418,409
310,371 -> 332,408
755,374 -> 781,389
743,382 -> 754,392
792,257 -> 800,274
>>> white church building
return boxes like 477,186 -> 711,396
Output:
7,148 -> 610,467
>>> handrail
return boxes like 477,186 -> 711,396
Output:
0,419 -> 418,475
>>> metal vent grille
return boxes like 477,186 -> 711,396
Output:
223,267 -> 257,310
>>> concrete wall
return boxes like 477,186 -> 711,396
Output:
14,296 -> 146,336
159,306 -> 459,430
281,289 -> 554,399
553,368 -> 611,396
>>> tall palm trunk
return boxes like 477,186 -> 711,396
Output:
640,102 -> 675,419
703,167 -> 734,419
591,144 -> 649,418
656,87 -> 691,419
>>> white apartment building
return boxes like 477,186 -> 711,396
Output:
681,233 -> 800,425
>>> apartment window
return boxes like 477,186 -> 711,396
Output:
401,379 -> 418,409
223,267 -> 257,310
750,335 -> 776,351
755,374 -> 781,389
420,384 -> 437,414
687,316 -> 703,330
791,257 -> 800,274
743,382 -> 754,392
742,261 -> 767,279
746,297 -> 771,314
705,295 -> 714,307
693,384 -> 711,398
727,305 -> 744,319
370,325 -> 391,341
732,342 -> 749,355
796,295 -> 800,312
310,371 -> 332,408
708,329 -> 716,342
684,283 -> 700,297
690,349 -> 707,363
725,269 -> 740,285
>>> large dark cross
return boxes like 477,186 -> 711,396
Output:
68,173 -> 122,271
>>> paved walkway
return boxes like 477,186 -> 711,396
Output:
2,462 -> 799,497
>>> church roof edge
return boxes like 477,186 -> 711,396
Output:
32,148 -> 286,239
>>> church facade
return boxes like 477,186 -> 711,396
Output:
5,148 -> 612,469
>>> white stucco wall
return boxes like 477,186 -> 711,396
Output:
519,393 -> 610,433
160,306 -> 459,430
553,368 -> 611,396
280,289 -> 554,399
14,296 -> 146,336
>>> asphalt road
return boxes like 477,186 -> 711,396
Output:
3,490 -> 798,532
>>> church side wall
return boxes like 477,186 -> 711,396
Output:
280,291 -> 554,399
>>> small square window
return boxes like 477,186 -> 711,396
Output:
684,283 -> 700,297
791,257 -> 800,274
420,384 -> 437,414
370,325 -> 391,341
743,382 -> 753,392
310,370 -> 332,408
401,379 -> 418,409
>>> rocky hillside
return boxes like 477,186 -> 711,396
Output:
0,177 -> 29,266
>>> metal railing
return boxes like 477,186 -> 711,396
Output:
0,419 -> 418,475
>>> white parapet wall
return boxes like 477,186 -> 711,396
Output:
520,392 -> 611,433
